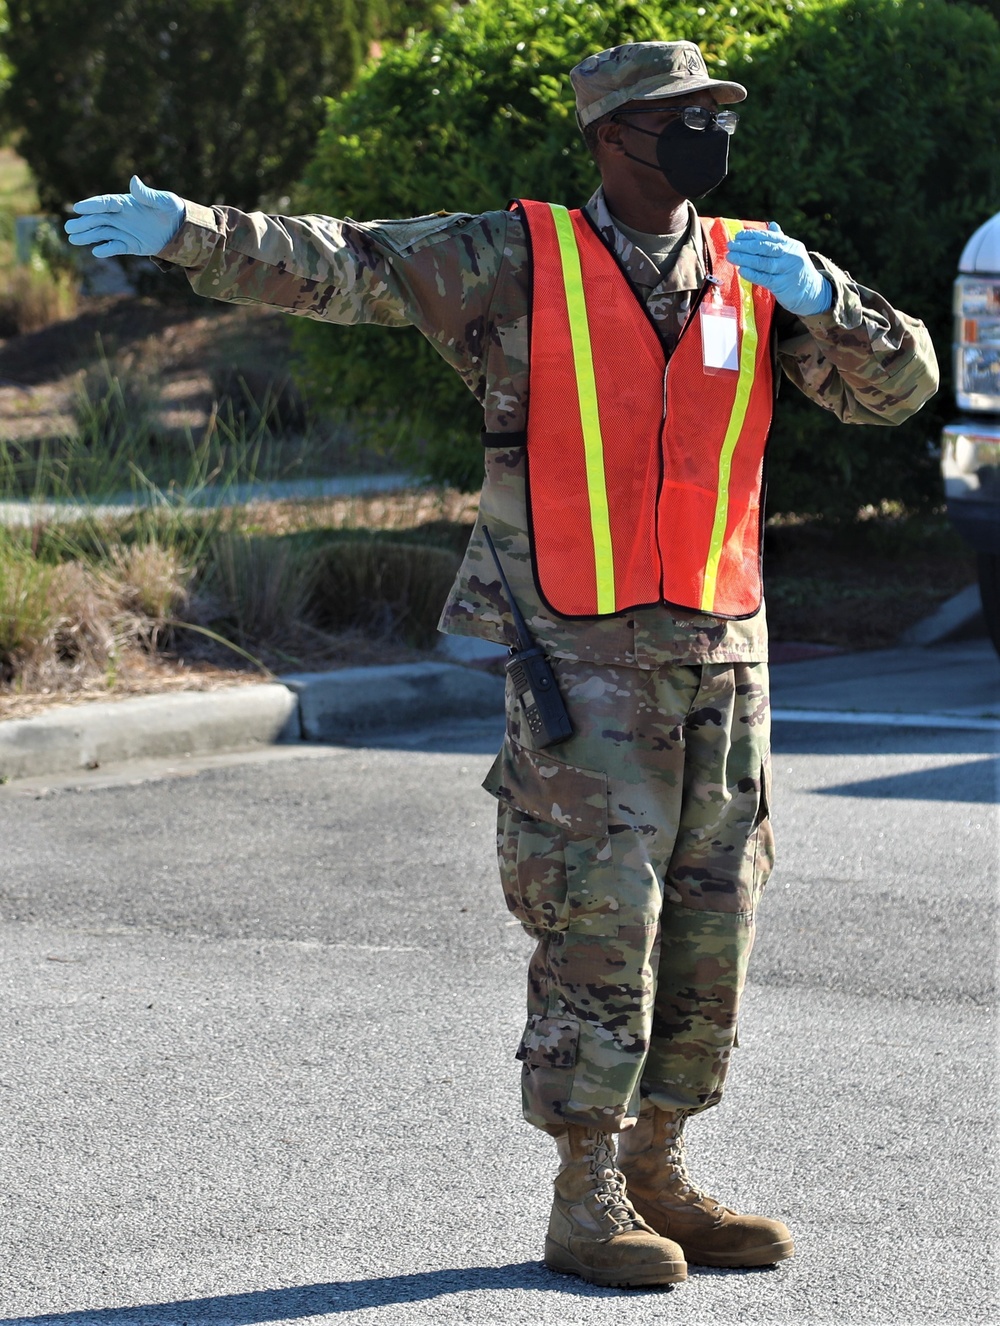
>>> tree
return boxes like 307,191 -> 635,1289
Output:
295,0 -> 999,513
1,0 -> 417,211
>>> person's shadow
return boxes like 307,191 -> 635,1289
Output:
2,1258 -> 768,1323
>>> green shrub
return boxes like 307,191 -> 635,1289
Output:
296,0 -> 999,515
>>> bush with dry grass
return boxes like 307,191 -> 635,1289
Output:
99,541 -> 192,649
0,537 -> 59,682
0,263 -> 77,337
0,460 -> 481,705
0,527 -> 193,694
0,552 -> 117,690
200,530 -> 312,648
308,538 -> 460,649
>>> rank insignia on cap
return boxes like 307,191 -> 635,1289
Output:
570,39 -> 748,127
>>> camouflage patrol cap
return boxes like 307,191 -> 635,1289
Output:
571,40 -> 747,128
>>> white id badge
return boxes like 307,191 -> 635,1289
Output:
700,301 -> 739,373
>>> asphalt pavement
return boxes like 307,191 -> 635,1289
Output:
0,641 -> 996,1326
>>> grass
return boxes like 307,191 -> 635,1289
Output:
0,146 -> 38,212
0,144 -> 74,338
0,478 -> 479,714
0,144 -> 39,272
0,263 -> 78,336
1,304 -> 401,494
1,482 -> 976,717
0,297 -> 976,708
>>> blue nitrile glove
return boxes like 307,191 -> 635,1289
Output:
64,176 -> 184,258
726,221 -> 832,317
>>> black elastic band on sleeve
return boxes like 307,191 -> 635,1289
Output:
482,428 -> 527,447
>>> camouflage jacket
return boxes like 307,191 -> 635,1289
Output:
160,188 -> 939,666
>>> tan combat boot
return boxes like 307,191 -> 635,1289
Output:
544,1125 -> 687,1288
617,1102 -> 795,1268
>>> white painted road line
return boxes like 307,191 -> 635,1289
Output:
772,707 -> 1000,732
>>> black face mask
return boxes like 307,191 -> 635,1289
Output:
621,118 -> 730,199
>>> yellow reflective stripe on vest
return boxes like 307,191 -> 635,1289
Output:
700,219 -> 760,614
550,205 -> 616,615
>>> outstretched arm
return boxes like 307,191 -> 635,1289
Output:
66,176 -> 428,327
65,182 -> 511,390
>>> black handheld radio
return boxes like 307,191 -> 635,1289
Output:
481,525 -> 573,748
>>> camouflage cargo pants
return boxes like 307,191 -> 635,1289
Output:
482,658 -> 774,1135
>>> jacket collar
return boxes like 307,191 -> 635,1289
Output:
584,187 -> 706,298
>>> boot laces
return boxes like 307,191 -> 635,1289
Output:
588,1135 -> 642,1232
662,1128 -> 725,1214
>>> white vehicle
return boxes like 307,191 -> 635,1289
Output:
941,210 -> 1000,658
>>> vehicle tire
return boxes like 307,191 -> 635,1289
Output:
977,553 -> 1000,659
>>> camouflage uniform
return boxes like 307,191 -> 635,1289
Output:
488,656 -> 773,1132
160,185 -> 938,1133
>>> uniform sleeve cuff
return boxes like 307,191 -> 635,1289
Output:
155,199 -> 224,268
797,252 -> 865,335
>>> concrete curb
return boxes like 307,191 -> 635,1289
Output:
1,579 -> 985,783
898,582 -> 984,646
0,663 -> 504,783
0,685 -> 300,782
282,662 -> 504,742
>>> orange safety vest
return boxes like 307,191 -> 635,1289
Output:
518,198 -> 777,619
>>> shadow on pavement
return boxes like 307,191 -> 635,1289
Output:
772,722 -> 999,760
813,754 -> 998,803
348,716 -> 505,757
1,1260 -> 706,1324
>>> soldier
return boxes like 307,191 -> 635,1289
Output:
66,40 -> 938,1291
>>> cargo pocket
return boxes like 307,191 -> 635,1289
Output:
483,737 -> 619,936
515,1014 -> 580,1069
